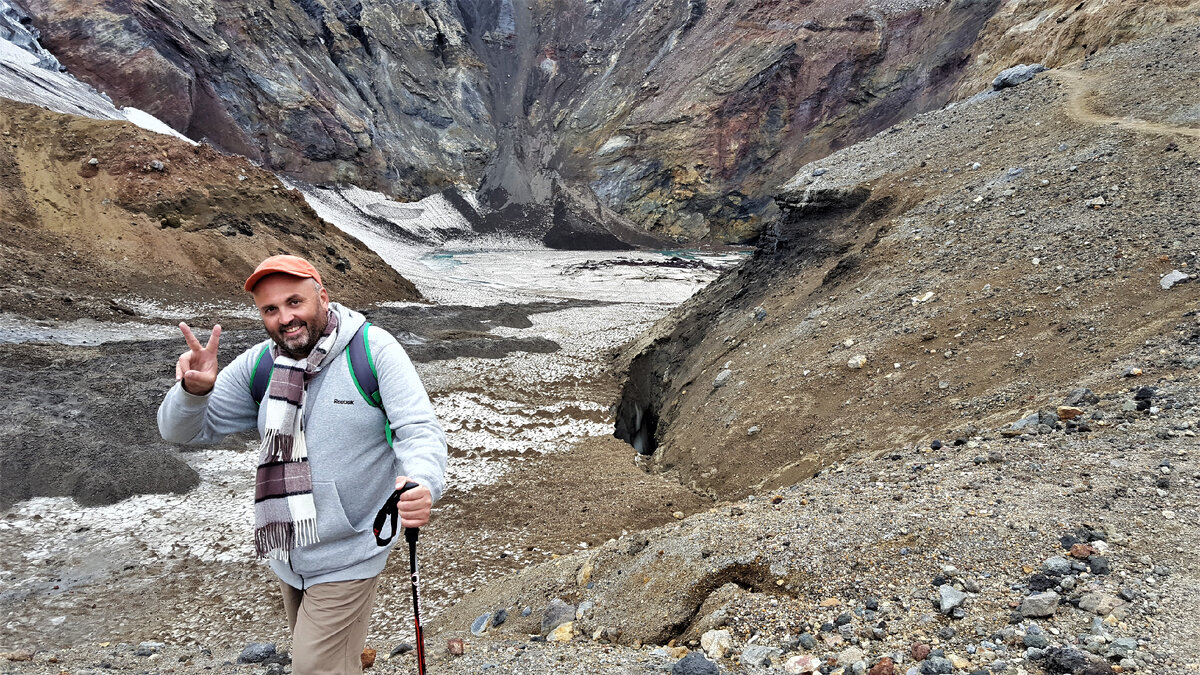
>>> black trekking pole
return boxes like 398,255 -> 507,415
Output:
373,481 -> 428,675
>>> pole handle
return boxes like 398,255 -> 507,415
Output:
372,481 -> 420,547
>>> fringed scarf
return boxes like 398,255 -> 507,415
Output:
253,309 -> 340,560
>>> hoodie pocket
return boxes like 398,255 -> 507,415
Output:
289,481 -> 363,575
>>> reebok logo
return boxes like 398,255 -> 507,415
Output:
333,399 -> 355,405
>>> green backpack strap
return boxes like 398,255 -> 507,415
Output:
249,345 -> 273,406
347,323 -> 393,446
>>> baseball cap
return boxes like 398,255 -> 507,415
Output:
244,255 -> 324,292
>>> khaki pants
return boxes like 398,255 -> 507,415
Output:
280,577 -> 379,675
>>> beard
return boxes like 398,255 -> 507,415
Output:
270,310 -> 329,359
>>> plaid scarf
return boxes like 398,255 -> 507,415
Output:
253,309 -> 340,560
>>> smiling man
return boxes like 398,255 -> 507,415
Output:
157,255 -> 446,674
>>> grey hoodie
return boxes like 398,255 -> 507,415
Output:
158,302 -> 447,588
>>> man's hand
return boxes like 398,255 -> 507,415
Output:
175,323 -> 222,396
395,476 -> 432,528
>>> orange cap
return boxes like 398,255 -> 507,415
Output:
244,255 -> 324,292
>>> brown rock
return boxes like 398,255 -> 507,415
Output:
447,638 -> 465,656
912,643 -> 931,661
1057,406 -> 1085,420
1070,543 -> 1097,559
360,647 -> 376,669
1,651 -> 34,661
869,656 -> 896,675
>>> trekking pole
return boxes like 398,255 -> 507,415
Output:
373,481 -> 428,675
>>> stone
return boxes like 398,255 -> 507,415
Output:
949,655 -> 971,670
389,644 -> 414,658
447,638 -> 465,655
848,354 -> 868,369
1024,626 -> 1050,649
741,645 -> 782,667
838,646 -> 866,666
135,642 -> 164,656
1044,556 -> 1073,576
939,585 -> 967,615
798,633 -> 818,650
1088,556 -> 1110,575
492,608 -> 508,628
542,599 -> 575,634
992,63 -> 1045,90
1105,638 -> 1137,660
1079,592 -> 1123,616
920,656 -> 953,674
360,647 -> 376,669
1020,591 -> 1060,618
785,655 -> 823,674
548,621 -> 574,642
1160,270 -> 1189,290
701,629 -> 732,659
0,651 -> 34,662
674,651 -> 719,675
1057,406 -> 1085,421
1064,388 -> 1099,406
237,643 -> 276,664
869,657 -> 896,675
912,642 -> 931,661
1070,543 -> 1097,559
471,612 -> 491,636
713,370 -> 732,388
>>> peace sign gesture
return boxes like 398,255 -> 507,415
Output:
175,323 -> 222,396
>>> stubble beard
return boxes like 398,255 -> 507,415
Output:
272,311 -> 328,360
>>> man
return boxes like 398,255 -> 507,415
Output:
158,255 -> 446,674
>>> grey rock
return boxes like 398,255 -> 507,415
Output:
1020,591 -> 1060,618
1044,556 -> 1072,576
740,645 -> 781,667
1106,638 -> 1137,660
1079,592 -> 1123,616
237,643 -> 276,664
673,651 -> 719,675
920,656 -> 954,674
389,643 -> 414,657
491,608 -> 508,628
1024,626 -> 1050,649
992,63 -> 1045,90
542,598 -> 576,634
798,633 -> 818,650
134,642 -> 164,656
471,612 -> 491,636
149,159 -> 165,172
939,585 -> 967,614
713,369 -> 732,388
1064,388 -> 1099,406
1161,270 -> 1189,290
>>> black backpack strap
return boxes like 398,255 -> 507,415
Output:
348,322 -> 382,408
249,345 -> 273,406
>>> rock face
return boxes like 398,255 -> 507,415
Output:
22,0 -> 1191,244
611,25 -> 1200,498
21,0 -> 495,198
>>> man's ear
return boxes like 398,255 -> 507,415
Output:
319,286 -> 330,307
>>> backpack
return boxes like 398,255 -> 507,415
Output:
249,322 -> 394,445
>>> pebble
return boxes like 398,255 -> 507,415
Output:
360,647 -> 376,669
869,657 -> 896,675
700,629 -> 732,659
1020,591 -> 1060,618
785,654 -> 822,674
471,612 -> 491,636
1160,270 -> 1189,290
912,642 -> 932,661
939,585 -> 967,615
542,598 -> 575,634
236,643 -> 275,664
492,608 -> 508,628
1079,592 -> 1122,616
848,354 -> 868,369
447,638 -> 465,655
389,644 -> 414,657
713,370 -> 732,388
674,651 -> 719,675
920,655 -> 953,674
741,645 -> 782,667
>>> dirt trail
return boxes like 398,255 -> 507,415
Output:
1050,67 -> 1200,140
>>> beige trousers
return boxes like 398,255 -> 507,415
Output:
280,577 -> 379,675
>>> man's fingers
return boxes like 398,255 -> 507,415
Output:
205,324 -> 222,353
179,322 -> 203,352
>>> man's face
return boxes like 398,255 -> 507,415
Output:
252,274 -> 330,359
